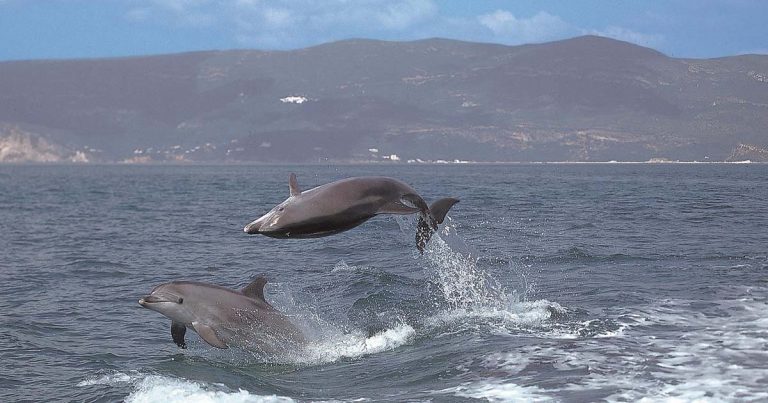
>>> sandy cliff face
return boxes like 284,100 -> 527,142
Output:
0,126 -> 89,163
726,143 -> 768,162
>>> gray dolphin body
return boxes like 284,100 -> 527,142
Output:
138,277 -> 305,351
243,174 -> 459,252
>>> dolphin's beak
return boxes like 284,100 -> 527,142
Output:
244,218 -> 263,234
138,295 -> 162,306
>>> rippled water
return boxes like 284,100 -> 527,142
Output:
1,164 -> 767,402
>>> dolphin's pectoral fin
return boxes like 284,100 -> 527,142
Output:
171,321 -> 187,349
192,322 -> 228,349
289,173 -> 301,197
429,198 -> 459,224
242,275 -> 268,303
379,199 -> 421,215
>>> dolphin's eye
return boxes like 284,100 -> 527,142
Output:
278,207 -> 285,212
178,298 -> 184,304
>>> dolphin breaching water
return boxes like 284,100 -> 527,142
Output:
243,174 -> 459,252
138,276 -> 305,351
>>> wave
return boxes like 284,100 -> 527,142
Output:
170,216 -> 626,369
441,381 -> 550,402
413,218 -> 624,340
126,375 -> 295,403
446,291 -> 768,401
77,370 -> 140,387
209,215 -> 619,369
294,323 -> 415,365
78,371 -> 295,403
419,215 -> 768,401
419,296 -> 625,340
518,247 -> 768,265
519,246 -> 654,265
171,320 -> 417,368
329,259 -> 359,273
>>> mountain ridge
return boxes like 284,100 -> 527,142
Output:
1,35 -> 767,163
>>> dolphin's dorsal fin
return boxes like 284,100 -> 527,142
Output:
242,276 -> 268,302
289,173 -> 301,196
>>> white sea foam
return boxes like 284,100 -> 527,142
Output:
423,299 -> 562,332
77,370 -> 139,386
614,296 -> 768,402
192,319 -> 416,367
329,259 -> 376,274
466,294 -> 768,401
443,381 -> 551,402
415,221 -> 603,339
126,375 -> 295,403
279,96 -> 308,104
265,281 -> 417,365
423,222 -> 633,341
75,324 -> 414,401
415,219 -> 768,400
330,259 -> 355,272
79,372 -> 295,403
295,323 -> 415,365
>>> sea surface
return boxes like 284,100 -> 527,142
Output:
1,164 -> 767,402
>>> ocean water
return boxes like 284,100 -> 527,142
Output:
1,164 -> 767,402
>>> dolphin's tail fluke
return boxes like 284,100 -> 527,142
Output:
416,216 -> 432,253
416,198 -> 460,253
430,198 -> 460,225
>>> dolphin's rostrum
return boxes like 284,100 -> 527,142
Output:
244,174 -> 459,252
138,276 -> 305,351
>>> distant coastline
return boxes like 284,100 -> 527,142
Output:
2,36 -> 766,165
1,159 -> 763,166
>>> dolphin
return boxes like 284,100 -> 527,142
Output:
243,174 -> 459,252
138,276 -> 305,351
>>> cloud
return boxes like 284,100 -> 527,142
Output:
150,0 -> 212,14
126,0 -> 218,27
586,26 -> 664,49
260,7 -> 294,28
230,0 -> 440,47
478,10 -> 572,44
124,0 -> 441,47
122,2 -> 665,53
376,0 -> 438,30
232,4 -> 572,48
125,7 -> 152,22
738,48 -> 768,55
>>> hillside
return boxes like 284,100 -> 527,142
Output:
1,35 -> 767,163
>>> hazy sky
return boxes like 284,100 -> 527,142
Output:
1,0 -> 766,61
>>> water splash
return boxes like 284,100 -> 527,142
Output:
395,215 -> 512,311
422,222 -> 506,310
394,215 -> 616,340
229,278 -> 417,366
330,259 -> 355,272
294,323 -> 416,365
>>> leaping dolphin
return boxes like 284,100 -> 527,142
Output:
138,276 -> 305,351
243,174 -> 459,252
